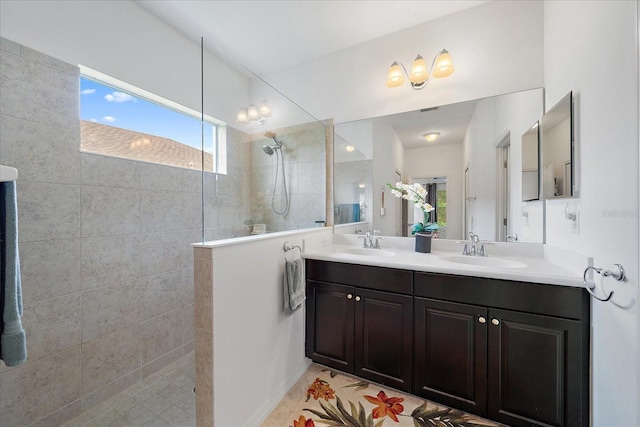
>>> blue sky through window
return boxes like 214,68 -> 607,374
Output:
80,76 -> 213,152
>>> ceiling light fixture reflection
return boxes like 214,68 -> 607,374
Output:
423,132 -> 441,142
387,49 -> 454,90
236,100 -> 272,125
345,145 -> 356,152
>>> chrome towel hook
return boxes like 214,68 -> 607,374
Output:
583,264 -> 625,302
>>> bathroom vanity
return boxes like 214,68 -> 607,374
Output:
304,236 -> 590,427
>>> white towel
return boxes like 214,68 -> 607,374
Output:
284,257 -> 304,315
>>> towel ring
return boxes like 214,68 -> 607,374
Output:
583,264 -> 625,302
283,241 -> 302,261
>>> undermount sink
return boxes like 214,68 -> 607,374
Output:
335,248 -> 396,257
440,255 -> 527,269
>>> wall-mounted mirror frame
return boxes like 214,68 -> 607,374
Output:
522,121 -> 540,201
541,91 -> 574,199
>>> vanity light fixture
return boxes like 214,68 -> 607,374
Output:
386,49 -> 454,90
423,132 -> 440,142
236,100 -> 272,125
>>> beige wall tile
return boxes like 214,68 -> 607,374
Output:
82,368 -> 140,412
81,234 -> 141,290
0,346 -> 82,426
82,327 -> 140,393
20,238 -> 81,303
22,293 -> 81,362
81,186 -> 140,237
139,231 -> 183,276
82,280 -> 140,342
139,270 -> 182,321
194,259 -> 213,332
141,310 -> 183,365
17,181 -> 81,242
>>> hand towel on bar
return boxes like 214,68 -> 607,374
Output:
284,256 -> 305,315
0,180 -> 27,366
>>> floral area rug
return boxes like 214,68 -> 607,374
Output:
261,363 -> 505,427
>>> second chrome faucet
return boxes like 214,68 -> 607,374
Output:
359,230 -> 384,249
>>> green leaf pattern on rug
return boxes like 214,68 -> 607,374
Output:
410,402 -> 490,427
304,396 -> 378,427
343,380 -> 369,391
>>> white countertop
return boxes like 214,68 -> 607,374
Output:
303,234 -> 589,288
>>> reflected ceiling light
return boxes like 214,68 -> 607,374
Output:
423,132 -> 440,142
345,145 -> 356,152
387,49 -> 454,90
358,182 -> 366,189
236,100 -> 272,125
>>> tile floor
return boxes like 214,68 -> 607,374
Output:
62,352 -> 196,427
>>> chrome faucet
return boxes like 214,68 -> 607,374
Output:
358,230 -> 384,249
463,232 -> 487,256
372,229 -> 384,249
506,233 -> 519,242
359,231 -> 373,248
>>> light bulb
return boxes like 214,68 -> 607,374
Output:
259,101 -> 271,118
432,50 -> 454,78
386,62 -> 404,88
423,132 -> 440,142
409,55 -> 428,83
247,105 -> 259,121
236,109 -> 248,123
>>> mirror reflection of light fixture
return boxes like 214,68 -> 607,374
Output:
236,100 -> 272,125
386,49 -> 454,90
345,145 -> 356,152
423,132 -> 440,142
358,182 -> 366,189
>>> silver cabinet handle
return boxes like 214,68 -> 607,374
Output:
347,294 -> 353,300
491,318 -> 500,326
355,296 -> 361,302
478,316 -> 486,324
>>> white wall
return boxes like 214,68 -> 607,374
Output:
262,0 -> 544,125
207,229 -> 331,426
544,1 -> 639,424
372,122 -> 403,236
404,144 -> 464,240
0,0 -> 250,126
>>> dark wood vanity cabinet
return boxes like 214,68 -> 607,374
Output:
414,272 -> 589,427
305,260 -> 413,392
305,260 -> 589,427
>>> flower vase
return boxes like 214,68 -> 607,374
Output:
415,232 -> 432,253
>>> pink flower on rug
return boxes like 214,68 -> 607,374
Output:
291,415 -> 315,427
306,377 -> 336,401
364,390 -> 405,422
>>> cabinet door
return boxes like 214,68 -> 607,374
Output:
354,288 -> 413,392
488,308 -> 586,427
305,280 -> 355,372
414,298 -> 488,414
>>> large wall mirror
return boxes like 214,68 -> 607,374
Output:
522,121 -> 540,201
541,91 -> 574,199
334,88 -> 545,243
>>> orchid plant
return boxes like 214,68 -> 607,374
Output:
387,182 -> 439,235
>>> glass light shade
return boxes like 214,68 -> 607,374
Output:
423,132 -> 440,142
409,55 -> 428,83
259,101 -> 272,118
432,50 -> 454,78
386,62 -> 404,87
247,105 -> 259,120
236,109 -> 248,123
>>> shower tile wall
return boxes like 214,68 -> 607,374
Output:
250,123 -> 326,232
0,37 -> 241,426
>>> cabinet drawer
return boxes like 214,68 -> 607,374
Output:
306,259 -> 413,295
414,272 -> 589,321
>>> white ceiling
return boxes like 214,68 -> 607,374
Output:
136,0 -> 487,76
135,0 -> 488,147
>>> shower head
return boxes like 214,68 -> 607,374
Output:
262,145 -> 278,156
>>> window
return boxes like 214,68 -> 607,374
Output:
79,66 -> 226,174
